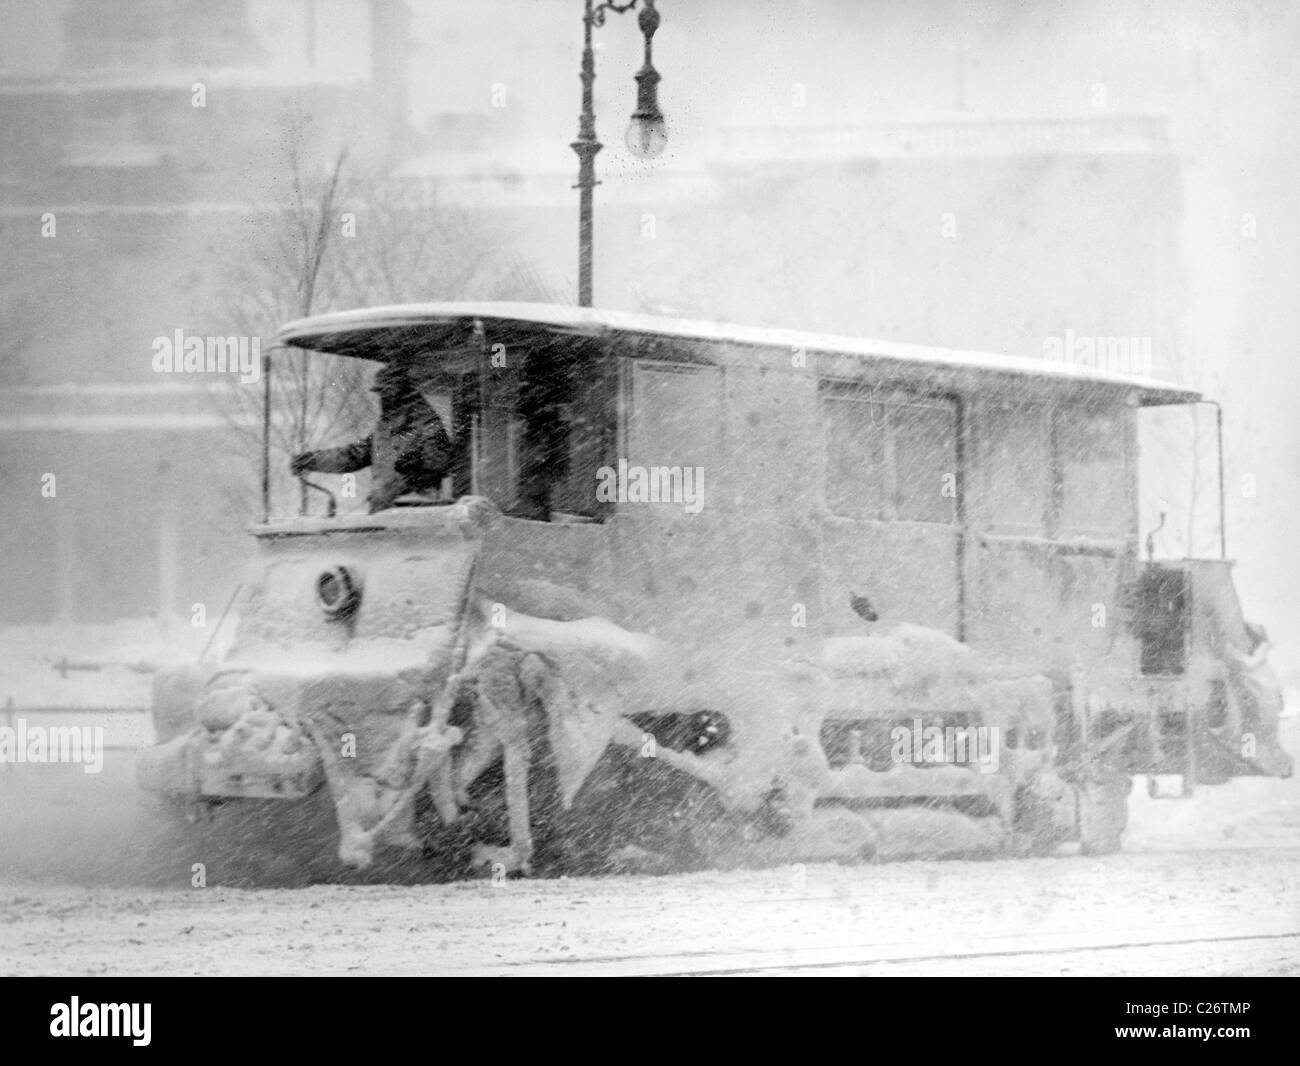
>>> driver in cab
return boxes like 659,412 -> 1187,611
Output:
290,361 -> 455,513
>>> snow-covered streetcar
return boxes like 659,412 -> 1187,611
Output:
138,303 -> 1291,880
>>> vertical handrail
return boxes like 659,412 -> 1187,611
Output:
473,317 -> 486,498
261,344 -> 272,523
1196,400 -> 1226,560
1215,402 -> 1226,559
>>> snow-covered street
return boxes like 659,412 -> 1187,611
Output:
2,846 -> 1296,976
2,716 -> 1297,976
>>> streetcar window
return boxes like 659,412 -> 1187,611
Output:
629,362 -> 723,473
468,339 -> 611,521
893,400 -> 957,524
984,401 -> 1051,536
824,396 -> 889,519
823,391 -> 957,523
1059,404 -> 1127,537
512,342 -> 610,521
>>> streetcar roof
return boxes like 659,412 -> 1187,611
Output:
277,301 -> 1200,406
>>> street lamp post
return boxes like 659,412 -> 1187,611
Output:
571,0 -> 665,308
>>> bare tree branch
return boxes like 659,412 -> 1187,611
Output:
203,129 -> 554,521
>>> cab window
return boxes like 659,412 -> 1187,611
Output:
823,388 -> 957,523
467,338 -> 612,521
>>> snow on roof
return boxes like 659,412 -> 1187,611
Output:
278,302 -> 1201,405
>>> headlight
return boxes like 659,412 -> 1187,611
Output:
316,566 -> 361,618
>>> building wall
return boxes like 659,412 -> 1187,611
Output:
0,409 -> 248,624
0,0 -> 1294,668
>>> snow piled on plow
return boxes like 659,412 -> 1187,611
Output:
823,622 -> 1041,685
479,603 -> 665,807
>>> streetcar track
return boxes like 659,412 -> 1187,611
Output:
676,930 -> 1300,976
489,924 -> 1300,976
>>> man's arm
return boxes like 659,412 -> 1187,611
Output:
292,435 -> 373,475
